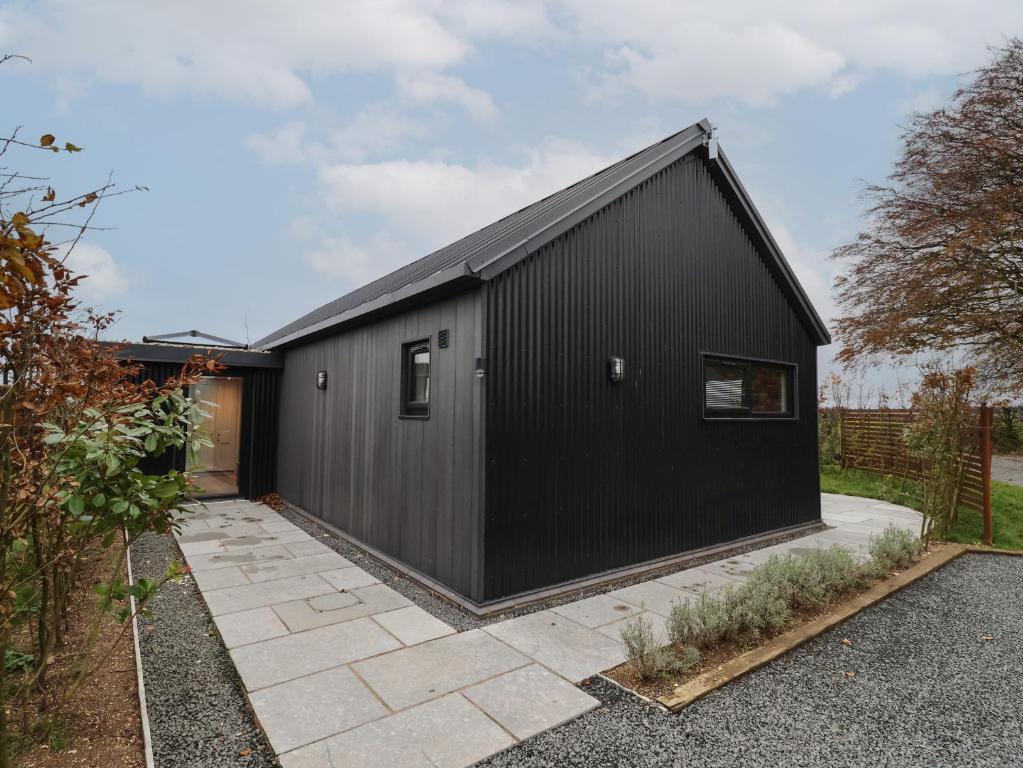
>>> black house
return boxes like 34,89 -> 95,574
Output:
234,120 -> 829,611
111,332 -> 282,501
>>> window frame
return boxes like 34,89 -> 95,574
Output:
701,352 -> 798,421
400,337 -> 432,419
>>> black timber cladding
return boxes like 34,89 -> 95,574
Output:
114,344 -> 281,499
482,152 -> 821,600
274,290 -> 485,600
260,120 -> 831,606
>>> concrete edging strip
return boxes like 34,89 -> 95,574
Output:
124,535 -> 157,768
658,543 -> 967,712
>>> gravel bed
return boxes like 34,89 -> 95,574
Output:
130,531 -> 275,768
478,553 -> 1023,768
992,455 -> 1023,486
278,503 -> 825,632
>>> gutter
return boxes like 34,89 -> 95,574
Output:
254,262 -> 479,350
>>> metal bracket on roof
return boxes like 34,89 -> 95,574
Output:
142,330 -> 248,349
703,125 -> 718,160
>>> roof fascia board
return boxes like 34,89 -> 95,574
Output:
709,148 -> 832,346
256,262 -> 478,350
470,126 -> 708,282
106,342 -> 284,368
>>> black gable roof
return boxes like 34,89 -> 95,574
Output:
256,120 -> 830,349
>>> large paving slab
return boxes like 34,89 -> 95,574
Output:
278,693 -> 515,768
230,616 -> 402,691
185,544 -> 293,572
483,610 -> 626,682
550,593 -> 641,628
240,551 -> 352,582
656,565 -> 742,594
372,605 -> 456,645
609,580 -> 693,617
203,574 -> 335,617
250,665 -> 388,754
272,582 -> 411,632
463,664 -> 599,740
352,629 -> 530,710
214,606 -> 290,649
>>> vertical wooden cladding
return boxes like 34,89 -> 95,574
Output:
275,290 -> 485,601
483,154 -> 820,601
129,362 -> 280,498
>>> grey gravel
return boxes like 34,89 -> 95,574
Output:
278,504 -> 825,632
478,554 -> 1023,768
992,455 -> 1023,486
131,531 -> 276,768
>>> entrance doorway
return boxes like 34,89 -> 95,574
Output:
189,376 -> 243,497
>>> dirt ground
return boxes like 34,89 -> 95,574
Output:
14,548 -> 145,768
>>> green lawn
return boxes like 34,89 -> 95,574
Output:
820,464 -> 1023,550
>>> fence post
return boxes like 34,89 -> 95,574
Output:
839,407 -> 846,470
980,404 -> 993,546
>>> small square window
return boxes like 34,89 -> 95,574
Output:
401,340 -> 430,418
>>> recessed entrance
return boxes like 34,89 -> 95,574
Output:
189,376 -> 243,497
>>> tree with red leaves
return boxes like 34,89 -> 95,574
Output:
833,39 -> 1023,394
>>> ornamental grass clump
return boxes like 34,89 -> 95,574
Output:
619,613 -> 696,680
720,581 -> 790,643
666,593 -> 728,648
746,546 -> 864,612
868,524 -> 924,573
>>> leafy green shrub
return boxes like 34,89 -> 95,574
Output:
721,581 -> 791,643
868,525 -> 923,571
804,546 -> 863,593
667,593 -> 728,648
619,613 -> 680,680
745,545 -> 865,614
747,554 -> 827,610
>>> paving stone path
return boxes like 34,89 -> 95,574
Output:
173,493 -> 920,768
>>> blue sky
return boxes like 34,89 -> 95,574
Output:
1,1 -> 1019,385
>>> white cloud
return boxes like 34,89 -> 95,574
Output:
316,139 -> 616,246
0,0 -> 469,108
900,85 -> 947,115
555,0 -> 1023,105
247,107 -> 424,165
58,242 -> 128,304
5,1 -> 1019,113
397,72 -> 497,121
304,232 -> 413,286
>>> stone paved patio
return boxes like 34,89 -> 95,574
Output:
174,493 -> 921,768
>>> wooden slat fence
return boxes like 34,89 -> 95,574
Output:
839,408 -> 988,515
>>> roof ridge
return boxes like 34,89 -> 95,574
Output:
256,123 -> 710,349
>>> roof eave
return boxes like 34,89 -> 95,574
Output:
707,148 -> 832,347
255,262 -> 479,350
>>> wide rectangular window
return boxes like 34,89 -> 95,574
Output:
401,340 -> 431,417
703,355 -> 795,419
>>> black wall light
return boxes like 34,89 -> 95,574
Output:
607,356 -> 624,384
316,370 -> 328,390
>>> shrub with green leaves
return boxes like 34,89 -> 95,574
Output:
720,581 -> 790,643
746,546 -> 864,613
868,524 -> 923,572
747,554 -> 827,610
667,592 -> 731,648
619,613 -> 691,680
